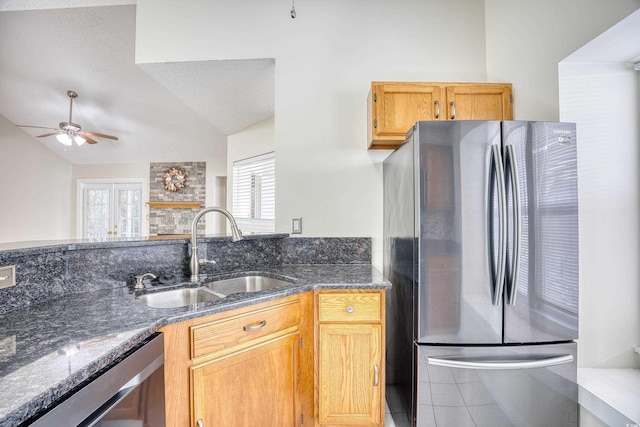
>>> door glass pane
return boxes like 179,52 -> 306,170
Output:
84,188 -> 110,239
116,187 -> 142,238
80,181 -> 143,239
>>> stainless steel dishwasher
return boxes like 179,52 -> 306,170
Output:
30,333 -> 165,427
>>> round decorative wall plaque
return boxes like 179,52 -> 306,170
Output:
163,167 -> 188,192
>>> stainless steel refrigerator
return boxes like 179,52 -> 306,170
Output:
383,121 -> 578,427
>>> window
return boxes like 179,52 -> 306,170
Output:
78,180 -> 145,239
232,152 -> 275,233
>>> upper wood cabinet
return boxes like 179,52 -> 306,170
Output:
367,81 -> 513,149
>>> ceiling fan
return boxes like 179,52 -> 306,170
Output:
17,90 -> 119,146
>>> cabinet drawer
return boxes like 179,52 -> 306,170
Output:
191,299 -> 301,359
318,292 -> 381,323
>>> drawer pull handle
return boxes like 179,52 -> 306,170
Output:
346,306 -> 354,313
374,364 -> 379,387
243,320 -> 267,331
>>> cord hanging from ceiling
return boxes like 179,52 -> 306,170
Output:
290,0 -> 296,18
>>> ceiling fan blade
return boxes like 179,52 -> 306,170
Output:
83,131 -> 118,140
83,135 -> 98,144
36,132 -> 62,138
16,125 -> 59,131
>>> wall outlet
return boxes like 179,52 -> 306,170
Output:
0,265 -> 15,289
291,218 -> 302,234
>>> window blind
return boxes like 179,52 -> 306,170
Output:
232,152 -> 275,233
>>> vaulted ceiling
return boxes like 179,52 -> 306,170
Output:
0,2 -> 274,164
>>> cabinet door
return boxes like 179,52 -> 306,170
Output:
445,84 -> 513,120
370,82 -> 443,149
192,334 -> 299,427
318,323 -> 382,426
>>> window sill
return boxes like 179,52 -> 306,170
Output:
578,368 -> 640,425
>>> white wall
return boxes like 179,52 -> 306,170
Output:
485,0 -> 640,121
559,9 -> 640,369
136,0 -> 490,267
0,114 -> 72,243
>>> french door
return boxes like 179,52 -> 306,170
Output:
78,180 -> 144,239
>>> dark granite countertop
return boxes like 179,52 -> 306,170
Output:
0,264 -> 389,426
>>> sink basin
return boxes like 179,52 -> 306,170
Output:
137,275 -> 294,308
205,275 -> 293,296
137,287 -> 221,308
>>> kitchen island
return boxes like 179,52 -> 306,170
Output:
0,263 -> 388,426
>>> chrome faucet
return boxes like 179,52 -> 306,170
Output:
190,207 -> 243,282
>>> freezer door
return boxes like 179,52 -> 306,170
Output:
502,121 -> 579,343
415,343 -> 578,427
416,121 -> 503,344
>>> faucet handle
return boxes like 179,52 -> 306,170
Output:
134,273 -> 157,289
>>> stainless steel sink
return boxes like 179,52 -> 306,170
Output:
137,275 -> 294,308
204,275 -> 293,296
137,287 -> 222,308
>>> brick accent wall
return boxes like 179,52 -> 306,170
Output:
149,162 -> 206,235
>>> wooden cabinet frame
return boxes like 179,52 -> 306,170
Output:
314,290 -> 386,427
160,293 -> 314,427
159,289 -> 385,427
368,81 -> 513,149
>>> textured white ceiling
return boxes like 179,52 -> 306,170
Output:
140,59 -> 274,135
0,4 -> 275,164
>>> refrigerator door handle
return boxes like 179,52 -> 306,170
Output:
427,354 -> 573,370
488,145 -> 507,306
505,144 -> 521,306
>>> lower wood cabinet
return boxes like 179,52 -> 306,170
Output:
316,290 -> 385,426
192,334 -> 300,426
159,289 -> 385,427
160,293 -> 314,427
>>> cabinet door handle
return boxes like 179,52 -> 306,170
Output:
450,101 -> 456,120
374,364 -> 379,387
243,320 -> 267,331
197,419 -> 204,427
434,100 -> 440,119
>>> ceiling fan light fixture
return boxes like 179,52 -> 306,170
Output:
56,133 -> 72,146
60,122 -> 81,132
74,135 -> 86,146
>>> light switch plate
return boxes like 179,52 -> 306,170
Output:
291,218 -> 302,234
0,265 -> 15,289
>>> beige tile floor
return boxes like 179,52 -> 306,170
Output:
385,400 -> 396,427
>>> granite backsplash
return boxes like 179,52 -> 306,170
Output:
0,236 -> 371,314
